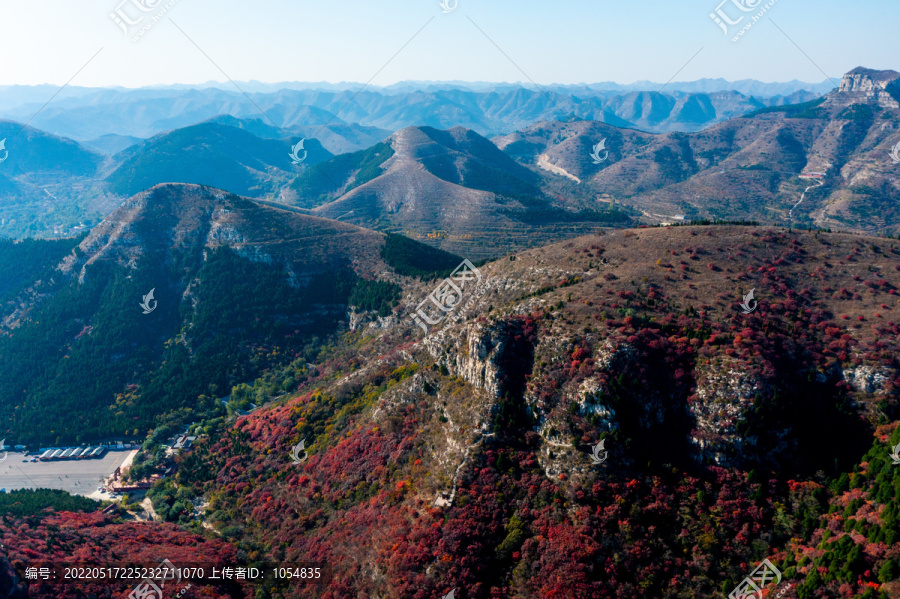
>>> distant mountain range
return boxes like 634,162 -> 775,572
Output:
283,67 -> 900,248
495,67 -> 900,235
0,76 -> 833,102
0,67 -> 896,247
0,80 -> 828,149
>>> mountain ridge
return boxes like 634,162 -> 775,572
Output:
495,67 -> 900,236
0,183 -> 410,444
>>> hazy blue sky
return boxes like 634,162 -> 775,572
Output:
0,0 -> 897,88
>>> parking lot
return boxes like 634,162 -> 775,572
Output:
0,450 -> 136,496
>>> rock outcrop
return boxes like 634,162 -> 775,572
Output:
835,67 -> 900,109
844,365 -> 892,395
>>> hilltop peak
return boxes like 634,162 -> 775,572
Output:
841,66 -> 900,86
72,183 -> 384,277
835,67 -> 900,108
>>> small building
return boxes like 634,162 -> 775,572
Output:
173,436 -> 196,451
48,449 -> 62,460
39,450 -> 54,460
91,447 -> 106,458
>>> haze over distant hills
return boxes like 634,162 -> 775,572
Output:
0,78 -> 830,148
0,76 -> 833,102
0,67 -> 896,248
280,67 -> 900,248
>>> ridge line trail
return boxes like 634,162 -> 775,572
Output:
789,178 -> 824,222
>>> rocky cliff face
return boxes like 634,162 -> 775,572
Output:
426,318 -> 537,404
836,67 -> 900,108
400,226 -> 900,481
428,322 -> 507,400
687,358 -> 769,465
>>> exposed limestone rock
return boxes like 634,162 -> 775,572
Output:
688,358 -> 767,465
594,340 -> 636,371
206,222 -> 246,245
836,67 -> 900,109
230,245 -> 274,264
844,365 -> 891,394
427,322 -> 506,399
348,309 -> 398,332
575,377 -> 618,429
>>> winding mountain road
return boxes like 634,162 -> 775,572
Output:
789,178 -> 824,222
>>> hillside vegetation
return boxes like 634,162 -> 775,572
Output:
2,225 -> 893,598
